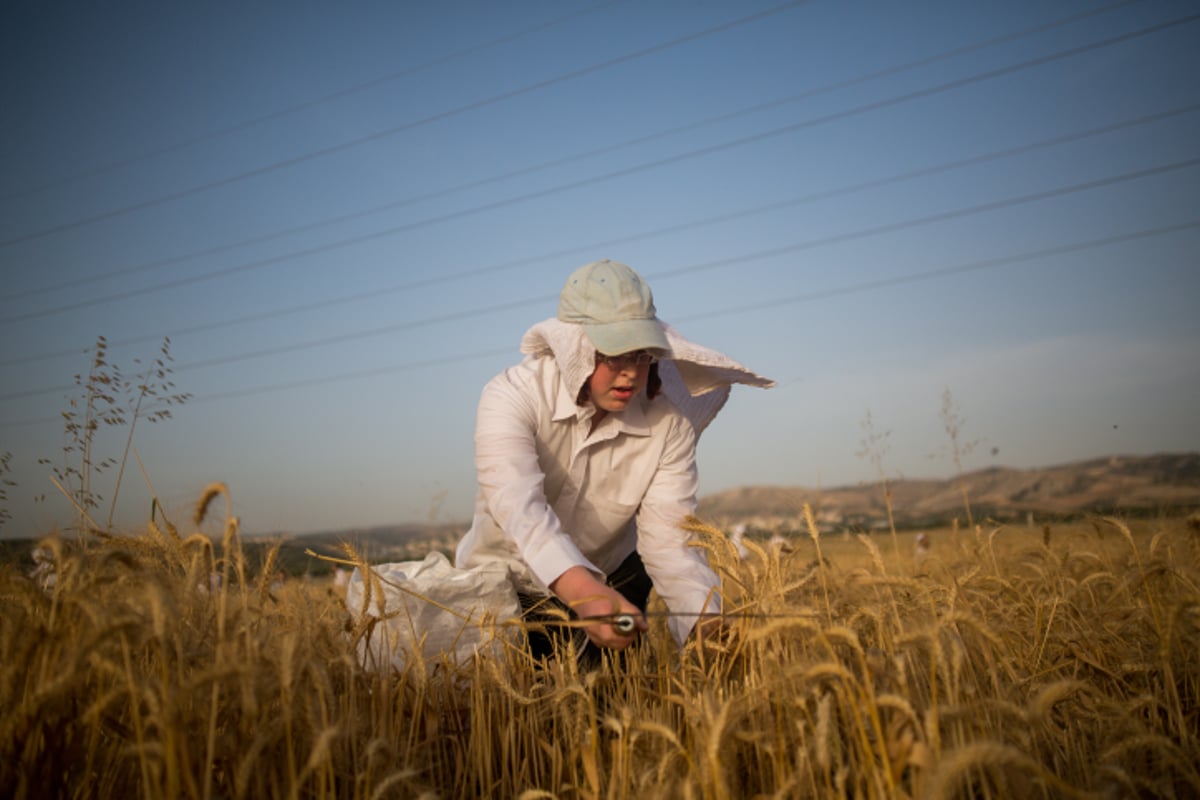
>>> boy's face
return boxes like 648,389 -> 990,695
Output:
587,351 -> 653,414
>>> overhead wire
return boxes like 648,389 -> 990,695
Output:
2,217 -> 1193,430
3,155 -> 1196,405
2,7 -> 1193,425
0,0 -> 1135,305
4,11 -> 1195,328
171,155 -> 1200,367
647,157 -> 1199,282
674,220 -> 1200,324
3,101 -> 1192,370
0,1 -> 806,249
0,0 -> 632,204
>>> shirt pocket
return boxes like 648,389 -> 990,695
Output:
576,493 -> 640,540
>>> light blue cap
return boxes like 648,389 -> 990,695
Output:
557,260 -> 670,355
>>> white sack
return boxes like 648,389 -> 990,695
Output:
345,551 -> 521,673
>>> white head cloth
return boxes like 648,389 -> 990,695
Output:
519,318 -> 774,436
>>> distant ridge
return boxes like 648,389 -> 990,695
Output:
697,452 -> 1200,530
4,455 -> 1195,570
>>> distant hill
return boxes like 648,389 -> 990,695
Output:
697,452 -> 1200,531
4,454 -> 1196,572
0,521 -> 467,576
262,522 -> 466,574
272,521 -> 465,550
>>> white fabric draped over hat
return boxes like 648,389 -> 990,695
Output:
520,317 -> 774,436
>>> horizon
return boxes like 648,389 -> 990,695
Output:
5,449 -> 1195,541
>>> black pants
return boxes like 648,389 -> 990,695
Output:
518,550 -> 653,667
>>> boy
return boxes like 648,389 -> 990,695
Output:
455,259 -> 772,661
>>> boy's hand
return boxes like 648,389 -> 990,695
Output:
551,566 -> 648,649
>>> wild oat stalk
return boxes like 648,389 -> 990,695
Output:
939,388 -> 976,530
37,336 -> 123,534
35,336 -> 189,540
0,451 -> 14,532
106,337 -> 190,532
858,410 -> 901,564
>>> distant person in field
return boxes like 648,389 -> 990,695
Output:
455,259 -> 772,663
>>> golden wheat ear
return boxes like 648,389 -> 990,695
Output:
193,482 -> 230,526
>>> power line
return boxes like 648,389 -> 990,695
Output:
0,346 -> 516,428
0,0 -> 1134,305
675,221 -> 1200,323
175,293 -> 557,371
2,219 -> 1192,428
649,157 -> 1200,282
0,1 -> 631,204
0,1 -> 806,249
3,101 -> 1194,369
98,155 -> 1200,368
4,13 -> 1193,328
192,347 -> 517,404
3,155 -> 1195,404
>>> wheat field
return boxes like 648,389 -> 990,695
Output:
2,498 -> 1197,799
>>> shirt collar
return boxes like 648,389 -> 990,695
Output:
552,388 -> 657,438
615,394 -> 652,436
551,372 -> 582,423
550,364 -> 652,436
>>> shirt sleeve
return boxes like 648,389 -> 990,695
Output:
473,365 -> 602,588
635,413 -> 722,645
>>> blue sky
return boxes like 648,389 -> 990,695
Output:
1,0 -> 1197,538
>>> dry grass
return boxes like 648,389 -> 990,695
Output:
2,504 -> 1198,799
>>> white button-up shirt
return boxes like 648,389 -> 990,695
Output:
455,354 -> 720,644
